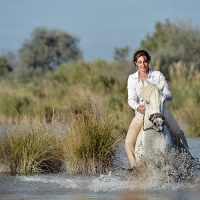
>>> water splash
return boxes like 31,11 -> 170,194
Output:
17,145 -> 200,193
123,148 -> 200,191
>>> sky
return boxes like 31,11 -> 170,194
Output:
0,0 -> 200,61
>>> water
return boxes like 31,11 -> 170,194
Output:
0,138 -> 200,200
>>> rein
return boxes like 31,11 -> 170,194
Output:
143,113 -> 165,131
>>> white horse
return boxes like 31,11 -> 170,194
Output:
135,79 -> 174,167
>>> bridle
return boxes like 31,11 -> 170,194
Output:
143,113 -> 165,131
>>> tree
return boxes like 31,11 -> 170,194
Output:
0,56 -> 13,76
140,19 -> 200,76
113,46 -> 130,61
19,27 -> 82,71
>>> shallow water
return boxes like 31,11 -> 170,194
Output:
0,138 -> 200,200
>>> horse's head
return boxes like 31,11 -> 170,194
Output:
142,79 -> 166,132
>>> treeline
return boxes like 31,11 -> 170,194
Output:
141,19 -> 200,77
1,19 -> 200,78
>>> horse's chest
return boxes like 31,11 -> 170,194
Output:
136,131 -> 168,159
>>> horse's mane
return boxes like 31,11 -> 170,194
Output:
142,84 -> 159,101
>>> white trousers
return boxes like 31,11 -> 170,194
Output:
125,110 -> 189,168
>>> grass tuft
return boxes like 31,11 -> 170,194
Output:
0,116 -> 65,175
64,102 -> 124,174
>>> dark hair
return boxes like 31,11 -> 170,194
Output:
133,50 -> 151,65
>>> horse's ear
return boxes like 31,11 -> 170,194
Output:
157,78 -> 165,90
144,79 -> 149,87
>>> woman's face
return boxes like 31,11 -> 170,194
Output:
135,56 -> 149,73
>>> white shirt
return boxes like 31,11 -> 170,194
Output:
127,69 -> 173,111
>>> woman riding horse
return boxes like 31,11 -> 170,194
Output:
125,50 -> 190,170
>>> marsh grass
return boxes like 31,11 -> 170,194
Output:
182,99 -> 200,137
168,61 -> 200,136
0,60 -> 132,127
64,102 -> 124,174
0,99 -> 125,175
0,116 -> 65,175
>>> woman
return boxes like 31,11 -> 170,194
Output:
125,50 -> 190,169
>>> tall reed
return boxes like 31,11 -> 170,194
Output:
182,99 -> 200,137
64,102 -> 124,174
168,61 -> 200,136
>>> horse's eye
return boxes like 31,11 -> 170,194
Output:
146,100 -> 150,104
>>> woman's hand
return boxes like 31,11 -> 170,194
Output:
137,105 -> 146,111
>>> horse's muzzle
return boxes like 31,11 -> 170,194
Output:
149,113 -> 165,132
149,113 -> 165,121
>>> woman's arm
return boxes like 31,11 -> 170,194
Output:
127,75 -> 140,111
159,73 -> 173,101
